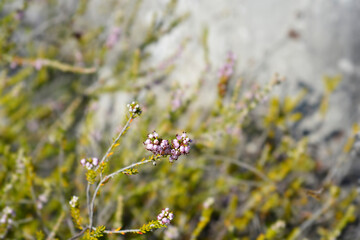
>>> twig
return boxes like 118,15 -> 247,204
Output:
291,198 -> 334,239
29,176 -> 50,235
68,227 -> 88,240
86,117 -> 134,229
89,226 -> 142,234
104,228 -> 141,234
323,153 -> 347,185
89,159 -> 153,230
3,55 -> 97,74
58,148 -> 75,234
46,211 -> 65,240
32,97 -> 83,159
86,183 -> 91,219
207,155 -> 273,183
96,117 -> 134,170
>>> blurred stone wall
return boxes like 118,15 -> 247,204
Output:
148,0 -> 360,144
20,0 -> 360,146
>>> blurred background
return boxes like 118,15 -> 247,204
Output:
1,0 -> 360,239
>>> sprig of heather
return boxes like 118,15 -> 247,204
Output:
235,73 -> 285,122
157,208 -> 174,225
106,27 -> 121,49
144,131 -> 192,163
218,51 -> 236,79
70,102 -> 187,240
80,158 -> 99,170
127,101 -> 142,118
0,207 -> 15,226
69,196 -> 79,208
0,207 -> 15,238
218,51 -> 236,98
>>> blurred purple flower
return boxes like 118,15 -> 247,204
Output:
106,27 -> 121,49
80,157 -> 99,170
157,208 -> 173,225
218,51 -> 236,79
34,59 -> 43,70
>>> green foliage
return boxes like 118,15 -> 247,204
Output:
139,220 -> 167,233
122,168 -> 139,175
320,75 -> 342,116
190,198 -> 214,240
86,170 -> 97,185
70,206 -> 83,230
83,225 -> 106,240
0,0 -> 358,239
36,231 -> 45,240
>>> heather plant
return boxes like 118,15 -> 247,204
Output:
1,0 -> 360,240
67,102 -> 188,239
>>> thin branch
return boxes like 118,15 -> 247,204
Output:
86,117 -> 134,229
96,117 -> 134,170
90,226 -> 141,234
3,55 -> 97,74
86,182 -> 91,218
104,228 -> 141,234
207,155 -> 273,183
29,178 -> 50,235
89,159 -> 153,230
68,227 -> 88,240
46,211 -> 65,240
291,198 -> 334,239
105,159 -> 153,180
58,148 -> 75,234
32,97 -> 83,159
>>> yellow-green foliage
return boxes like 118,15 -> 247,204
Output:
83,226 -> 106,240
191,198 -> 214,240
320,75 -> 342,116
0,0 -> 358,239
140,220 -> 167,233
70,206 -> 83,230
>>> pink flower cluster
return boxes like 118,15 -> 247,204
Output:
157,208 -> 174,225
218,51 -> 236,79
0,207 -> 15,225
144,131 -> 192,163
127,101 -> 142,118
80,157 -> 99,170
69,196 -> 79,208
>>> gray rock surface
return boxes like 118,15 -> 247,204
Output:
150,0 -> 360,143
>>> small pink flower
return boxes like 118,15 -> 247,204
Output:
92,158 -> 99,166
162,218 -> 170,225
10,62 -> 17,69
80,159 -> 86,166
184,146 -> 190,154
34,59 -> 43,70
180,146 -> 185,153
173,140 -> 180,148
85,162 -> 92,169
157,208 -> 173,225
106,27 -> 121,49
